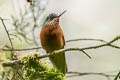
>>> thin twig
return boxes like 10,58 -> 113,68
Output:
81,50 -> 92,59
114,71 -> 120,80
66,38 -> 120,49
2,47 -> 42,51
0,17 -> 14,59
66,38 -> 107,43
67,71 -> 115,80
30,7 -> 39,46
10,34 -> 22,42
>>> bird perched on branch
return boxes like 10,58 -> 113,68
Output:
40,11 -> 67,74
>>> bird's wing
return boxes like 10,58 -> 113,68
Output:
62,35 -> 65,47
60,27 -> 65,47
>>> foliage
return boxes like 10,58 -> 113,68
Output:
21,52 -> 66,80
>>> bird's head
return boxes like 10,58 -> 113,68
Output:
42,10 -> 67,26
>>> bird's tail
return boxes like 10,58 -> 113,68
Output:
49,52 -> 67,74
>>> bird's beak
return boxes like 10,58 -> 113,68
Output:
58,10 -> 67,18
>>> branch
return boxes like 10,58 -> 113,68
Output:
81,50 -> 91,59
0,17 -> 13,50
2,46 -> 92,67
114,71 -> 120,80
67,71 -> 115,80
2,47 -> 42,51
1,35 -> 120,67
66,38 -> 107,43
2,61 -> 116,80
2,60 -> 20,67
2,35 -> 120,67
2,35 -> 120,51
0,17 -> 14,59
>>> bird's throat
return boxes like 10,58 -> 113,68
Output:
45,21 -> 59,30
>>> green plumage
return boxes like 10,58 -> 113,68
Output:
42,13 -> 58,26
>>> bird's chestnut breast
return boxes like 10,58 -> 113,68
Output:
40,26 -> 64,52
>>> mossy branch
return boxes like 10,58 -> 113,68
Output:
2,52 -> 117,80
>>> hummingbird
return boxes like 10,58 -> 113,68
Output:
40,11 -> 67,74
